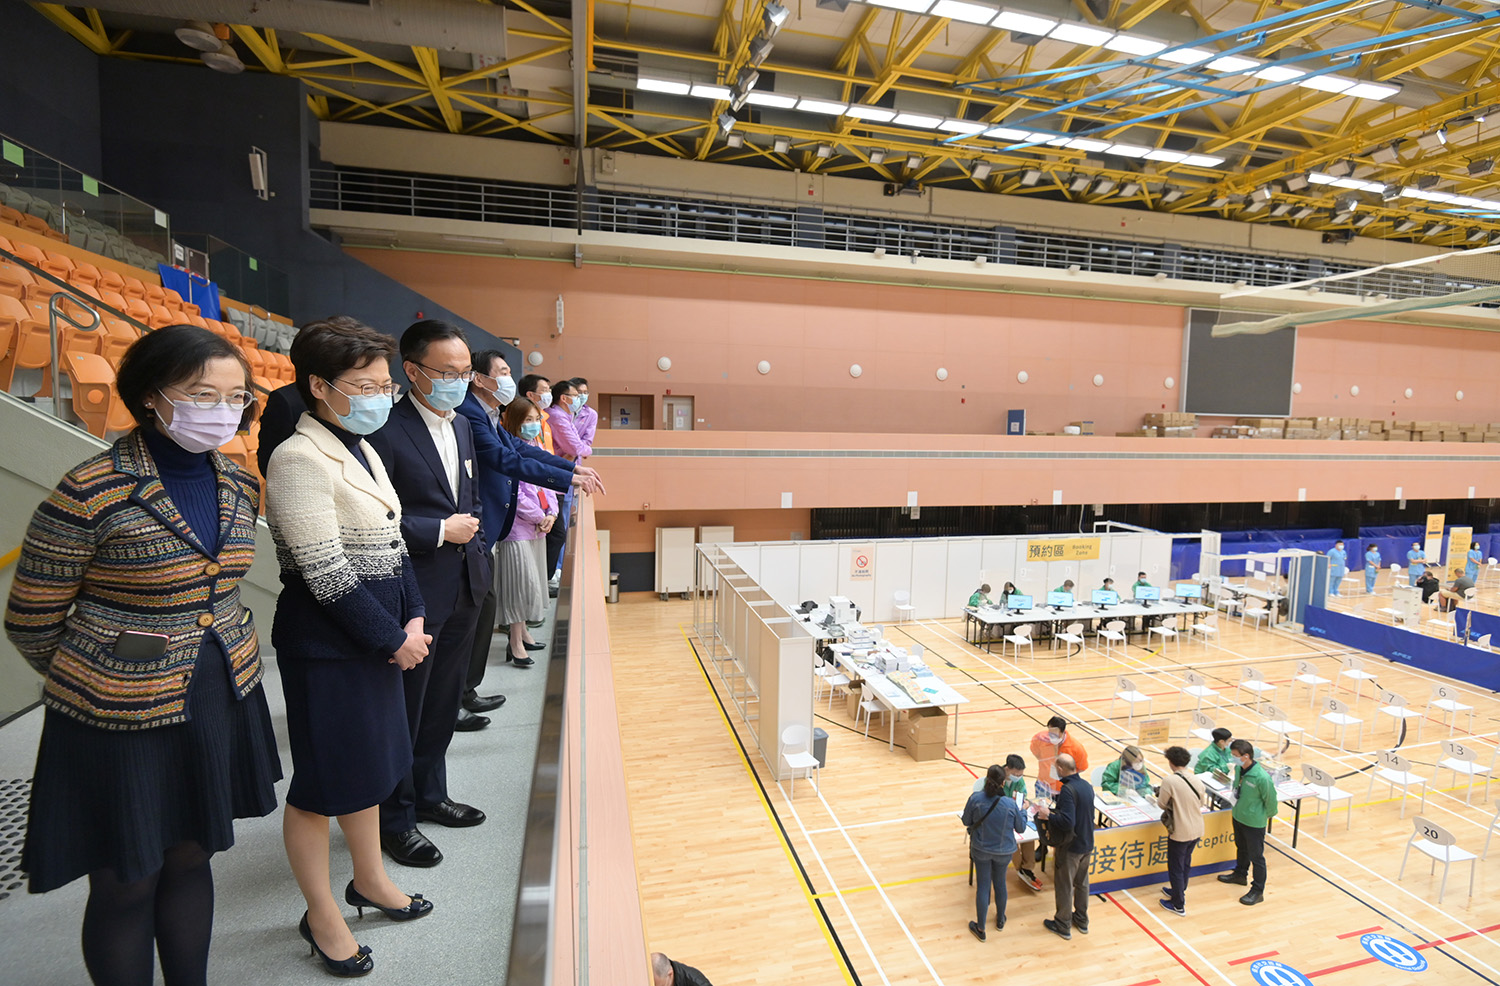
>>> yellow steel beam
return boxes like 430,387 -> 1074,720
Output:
34,4 -> 113,55
302,78 -> 437,130
590,107 -> 695,156
300,34 -> 426,85
413,46 -> 463,133
445,89 -> 568,143
231,26 -> 285,74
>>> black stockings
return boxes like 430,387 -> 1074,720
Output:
81,841 -> 215,986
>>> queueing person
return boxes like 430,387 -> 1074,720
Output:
1364,542 -> 1382,594
1035,754 -> 1094,940
5,326 -> 281,986
1218,739 -> 1275,905
962,764 -> 1028,941
1407,541 -> 1427,582
1326,540 -> 1348,597
368,321 -> 493,868
1001,754 -> 1044,891
1467,543 -> 1484,583
1156,746 -> 1210,916
267,319 -> 435,976
1100,745 -> 1153,797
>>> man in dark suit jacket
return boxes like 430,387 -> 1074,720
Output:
367,320 -> 493,868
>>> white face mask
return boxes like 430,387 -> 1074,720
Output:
492,374 -> 517,404
1047,732 -> 1063,745
535,391 -> 552,410
156,392 -> 242,453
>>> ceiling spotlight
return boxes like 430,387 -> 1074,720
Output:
726,131 -> 745,148
762,2 -> 790,37
1394,219 -> 1419,232
1243,200 -> 1268,214
737,68 -> 760,91
1371,143 -> 1400,165
1153,272 -> 1168,281
1416,173 -> 1440,189
1325,159 -> 1354,178
1468,228 -> 1489,242
175,20 -> 223,51
716,112 -> 737,133
869,148 -> 887,164
1331,209 -> 1355,223
816,143 -> 834,158
1284,173 -> 1309,192
748,35 -> 774,66
1423,222 -> 1449,236
201,39 -> 245,74
1120,181 -> 1141,196
1417,129 -> 1447,152
1210,195 -> 1230,207
872,247 -> 886,258
1291,206 -> 1314,219
1068,174 -> 1090,192
1093,178 -> 1116,195
1270,203 -> 1292,216
1232,279 -> 1248,289
1469,158 -> 1495,177
773,135 -> 791,154
1250,186 -> 1271,202
1020,169 -> 1042,186
906,152 -> 923,169
1380,183 -> 1402,202
1333,194 -> 1358,213
972,161 -> 992,180
973,255 -> 988,267
1067,264 -> 1082,274
1159,186 -> 1183,203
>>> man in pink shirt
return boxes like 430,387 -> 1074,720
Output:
543,379 -> 591,589
569,377 -> 597,452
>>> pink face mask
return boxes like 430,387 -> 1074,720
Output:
157,392 -> 242,453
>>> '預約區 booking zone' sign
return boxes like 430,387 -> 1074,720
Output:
1086,809 -> 1237,893
1025,538 -> 1101,562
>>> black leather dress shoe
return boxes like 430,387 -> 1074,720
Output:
523,639 -> 546,651
463,693 -> 506,714
381,829 -> 442,867
506,654 -> 536,668
454,709 -> 489,732
416,800 -> 486,828
548,585 -> 559,598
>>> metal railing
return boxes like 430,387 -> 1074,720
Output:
309,164 -> 1500,308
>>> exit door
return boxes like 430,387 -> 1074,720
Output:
663,396 -> 694,431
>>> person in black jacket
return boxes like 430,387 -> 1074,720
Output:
651,952 -> 714,986
1035,753 -> 1095,940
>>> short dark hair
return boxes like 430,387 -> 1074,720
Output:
1165,746 -> 1191,768
291,317 -> 398,409
116,324 -> 253,429
1138,571 -> 1147,578
983,763 -> 1006,798
1005,753 -> 1025,771
400,319 -> 467,364
552,378 -> 578,400
1046,716 -> 1067,732
518,373 -> 550,396
569,376 -> 589,388
1229,739 -> 1254,757
1211,727 -> 1233,743
470,349 -> 507,380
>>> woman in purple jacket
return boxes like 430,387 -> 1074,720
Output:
498,400 -> 558,663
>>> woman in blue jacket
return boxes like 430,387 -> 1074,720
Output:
962,764 -> 1028,941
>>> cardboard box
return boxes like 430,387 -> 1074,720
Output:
846,682 -> 864,721
1386,430 -> 1411,441
901,707 -> 949,745
906,739 -> 947,762
1286,417 -> 1314,429
1067,420 -> 1096,435
1237,418 -> 1284,429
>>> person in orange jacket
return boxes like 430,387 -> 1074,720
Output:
1030,716 -> 1090,799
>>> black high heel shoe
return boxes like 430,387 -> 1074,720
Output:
298,912 -> 374,978
344,880 -> 434,921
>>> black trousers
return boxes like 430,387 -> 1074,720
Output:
1232,819 -> 1267,892
381,591 -> 482,834
545,491 -> 571,577
464,579 -> 498,699
1166,837 -> 1198,907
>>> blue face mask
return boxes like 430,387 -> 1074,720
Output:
520,421 -> 542,440
418,367 -> 468,412
576,392 -> 588,408
327,386 -> 392,436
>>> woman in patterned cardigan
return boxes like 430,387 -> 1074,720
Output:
5,325 -> 281,986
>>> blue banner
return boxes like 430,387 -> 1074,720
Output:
1303,606 -> 1500,692
157,264 -> 223,322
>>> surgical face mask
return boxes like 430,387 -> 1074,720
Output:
520,421 -> 542,441
1046,732 -> 1063,746
576,392 -> 588,408
156,392 -> 243,453
326,385 -> 392,436
535,391 -> 552,410
417,367 -> 468,412
492,375 -> 517,404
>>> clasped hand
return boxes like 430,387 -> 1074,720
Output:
391,618 -> 431,670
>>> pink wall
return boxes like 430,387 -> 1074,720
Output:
349,249 -> 1500,435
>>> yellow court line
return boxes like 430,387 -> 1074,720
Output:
677,624 -> 860,986
811,868 -> 969,899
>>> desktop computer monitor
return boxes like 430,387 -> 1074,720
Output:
1135,585 -> 1161,601
1091,589 -> 1120,607
1007,594 -> 1034,612
1047,590 -> 1074,608
1174,583 -> 1203,600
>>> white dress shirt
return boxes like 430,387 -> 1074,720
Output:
411,396 -> 462,546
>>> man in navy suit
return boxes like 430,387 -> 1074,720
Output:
368,320 -> 493,868
455,351 -> 589,710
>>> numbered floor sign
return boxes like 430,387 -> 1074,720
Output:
1360,934 -> 1428,972
1249,960 -> 1315,986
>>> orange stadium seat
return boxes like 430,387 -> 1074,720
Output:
182,301 -> 201,317
0,205 -> 24,227
41,250 -> 74,281
161,287 -> 185,313
96,267 -> 125,295
0,294 -> 29,367
148,303 -> 178,329
60,350 -> 119,438
185,313 -> 208,329
0,252 -> 35,299
70,261 -> 103,291
143,282 -> 166,307
118,275 -> 147,301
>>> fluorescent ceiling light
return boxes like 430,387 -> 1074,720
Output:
894,112 -> 944,128
746,91 -> 798,108
1068,138 -> 1111,152
1343,82 -> 1399,101
1025,131 -> 1056,142
939,118 -> 988,134
690,84 -> 732,99
1297,75 -> 1353,94
1144,149 -> 1186,162
638,77 -> 691,95
1207,55 -> 1260,73
1103,34 -> 1165,56
1106,142 -> 1152,157
1046,136 -> 1074,147
1048,23 -> 1114,46
845,105 -> 896,121
869,0 -> 934,10
1253,65 -> 1304,82
1329,177 -> 1368,189
1182,153 -> 1224,167
1308,172 -> 1337,184
1156,47 -> 1215,65
929,0 -> 997,24
990,10 -> 1057,34
798,97 -> 849,114
987,126 -> 1030,140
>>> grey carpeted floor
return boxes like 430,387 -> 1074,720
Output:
0,615 -> 553,985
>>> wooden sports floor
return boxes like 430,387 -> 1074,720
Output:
611,573 -> 1500,986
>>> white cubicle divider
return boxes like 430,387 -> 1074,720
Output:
695,545 -> 816,780
721,532 -> 1174,621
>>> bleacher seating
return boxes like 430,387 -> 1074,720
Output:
0,181 -> 168,267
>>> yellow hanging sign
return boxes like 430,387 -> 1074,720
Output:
1025,537 -> 1101,562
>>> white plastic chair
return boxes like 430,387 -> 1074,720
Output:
1002,623 -> 1034,660
1098,619 -> 1127,656
856,693 -> 887,740
1377,689 -> 1423,739
820,665 -> 851,712
1147,618 -> 1178,652
1191,613 -> 1218,648
1399,816 -> 1476,904
1368,749 -> 1428,819
1390,562 -> 1405,588
1437,738 -> 1492,805
893,590 -> 915,624
1485,557 -> 1500,585
1240,601 -> 1270,629
909,642 -> 925,661
1177,670 -> 1219,713
1302,763 -> 1354,836
778,724 -> 821,797
1235,666 -> 1277,706
1470,634 -> 1493,651
1053,622 -> 1085,657
1110,675 -> 1153,723
1427,683 -> 1475,736
1189,710 -> 1216,744
1292,660 -> 1331,708
1334,656 -> 1377,704
1484,802 -> 1500,859
1319,696 -> 1365,752
1253,703 -> 1306,755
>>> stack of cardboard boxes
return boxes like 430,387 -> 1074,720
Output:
1125,412 -> 1198,437
900,707 -> 949,762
